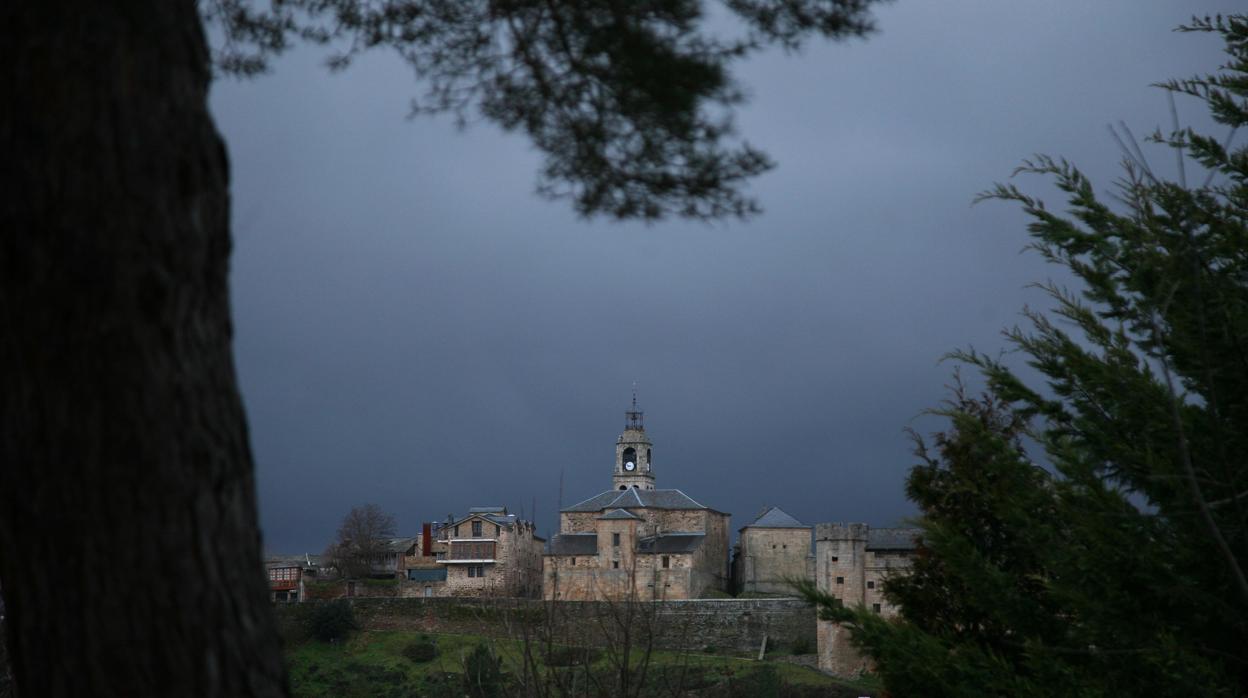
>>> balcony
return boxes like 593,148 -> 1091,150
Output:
439,540 -> 497,563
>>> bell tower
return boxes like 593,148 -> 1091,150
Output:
613,391 -> 655,490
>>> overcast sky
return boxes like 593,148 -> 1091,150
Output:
209,1 -> 1235,554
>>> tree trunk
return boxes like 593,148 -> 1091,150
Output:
0,3 -> 288,695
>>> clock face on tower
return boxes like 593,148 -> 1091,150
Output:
624,461 -> 636,471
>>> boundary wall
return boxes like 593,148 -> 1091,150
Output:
276,597 -> 814,656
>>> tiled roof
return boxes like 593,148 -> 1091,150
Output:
742,506 -> 809,530
637,533 -> 705,554
562,488 -> 716,513
546,533 -> 598,555
597,508 -> 641,520
866,528 -> 921,551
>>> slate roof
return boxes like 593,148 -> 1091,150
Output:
562,488 -> 719,513
449,508 -> 518,529
866,528 -> 921,551
742,506 -> 809,530
545,533 -> 598,555
637,533 -> 705,554
383,537 -> 419,553
597,508 -> 641,520
265,553 -> 324,569
468,506 -> 507,514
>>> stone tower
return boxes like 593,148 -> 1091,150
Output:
612,395 -> 654,490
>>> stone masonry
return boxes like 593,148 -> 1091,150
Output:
733,507 -> 814,596
544,407 -> 730,601
814,522 -> 920,676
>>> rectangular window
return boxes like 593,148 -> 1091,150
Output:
613,560 -> 619,569
472,520 -> 483,537
468,565 -> 476,578
836,576 -> 844,585
831,556 -> 838,562
571,557 -> 576,566
612,533 -> 620,547
867,580 -> 875,589
872,603 -> 881,613
662,556 -> 670,569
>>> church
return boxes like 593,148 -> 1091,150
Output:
543,402 -> 730,601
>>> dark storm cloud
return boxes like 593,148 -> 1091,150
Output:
210,1 -> 1236,552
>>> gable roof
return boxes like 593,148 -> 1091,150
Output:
264,553 -> 324,569
468,506 -> 507,515
383,537 -> 419,553
562,488 -> 720,513
866,528 -> 921,551
449,509 -> 520,529
742,506 -> 809,530
597,508 -> 641,520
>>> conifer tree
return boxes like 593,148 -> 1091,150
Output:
803,15 -> 1248,697
2,2 -> 882,695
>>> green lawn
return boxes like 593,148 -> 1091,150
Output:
286,629 -> 880,697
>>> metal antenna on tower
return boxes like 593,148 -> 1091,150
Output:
556,469 -> 564,539
626,382 -> 644,431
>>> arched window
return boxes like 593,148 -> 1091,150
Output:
622,447 -> 636,468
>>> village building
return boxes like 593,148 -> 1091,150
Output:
814,522 -> 921,676
543,403 -> 731,601
432,506 -> 544,597
264,553 -> 324,603
374,537 -> 419,577
402,521 -> 450,596
732,506 -> 814,596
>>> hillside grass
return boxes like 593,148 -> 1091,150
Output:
286,629 -> 881,697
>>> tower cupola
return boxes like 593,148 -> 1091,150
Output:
613,391 -> 655,490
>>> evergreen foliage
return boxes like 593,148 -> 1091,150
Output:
401,635 -> 439,663
803,15 -> 1248,697
310,600 -> 358,643
462,642 -> 505,698
202,0 -> 882,221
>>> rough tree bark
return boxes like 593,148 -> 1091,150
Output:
1,3 -> 287,695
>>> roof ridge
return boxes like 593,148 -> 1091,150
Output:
566,490 -> 614,510
671,488 -> 707,509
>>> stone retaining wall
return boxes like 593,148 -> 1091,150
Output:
276,597 -> 814,656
